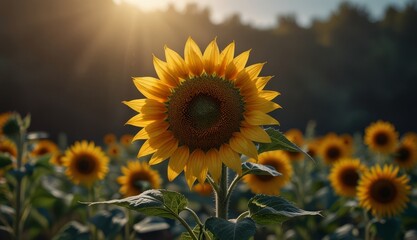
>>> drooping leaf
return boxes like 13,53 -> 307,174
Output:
205,217 -> 256,240
248,194 -> 321,225
52,221 -> 90,240
87,189 -> 187,219
241,162 -> 281,177
258,128 -> 314,162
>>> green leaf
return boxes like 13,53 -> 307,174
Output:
90,209 -> 127,240
248,195 -> 321,225
241,162 -> 281,177
0,154 -> 13,168
258,128 -> 315,162
205,217 -> 256,240
87,189 -> 187,219
180,224 -> 214,240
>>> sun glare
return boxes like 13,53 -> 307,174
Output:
115,0 -> 183,11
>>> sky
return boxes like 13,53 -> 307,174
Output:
117,0 -> 411,28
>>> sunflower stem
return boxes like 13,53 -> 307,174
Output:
216,164 -> 228,219
124,209 -> 131,240
185,207 -> 204,227
175,214 -> 198,240
225,174 -> 242,211
13,124 -> 26,240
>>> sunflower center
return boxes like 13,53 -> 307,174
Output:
256,159 -> 280,182
396,147 -> 410,162
370,179 -> 397,204
374,132 -> 389,146
75,155 -> 97,175
326,146 -> 341,162
129,172 -> 151,192
36,147 -> 50,155
340,168 -> 359,187
167,75 -> 244,151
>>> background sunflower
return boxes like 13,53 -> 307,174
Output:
243,150 -> 293,195
357,165 -> 410,218
328,158 -> 367,197
364,121 -> 398,154
62,140 -> 109,186
117,161 -> 162,197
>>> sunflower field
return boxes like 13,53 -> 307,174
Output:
1,38 -> 417,240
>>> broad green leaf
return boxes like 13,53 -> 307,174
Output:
248,195 -> 321,225
0,154 -> 12,168
241,162 -> 282,177
258,128 -> 315,162
205,217 -> 256,240
87,189 -> 187,219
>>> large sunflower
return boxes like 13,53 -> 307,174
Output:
0,112 -> 12,135
357,165 -> 410,218
124,38 -> 280,187
364,121 -> 398,154
243,150 -> 293,195
328,158 -> 367,197
62,141 -> 109,186
393,138 -> 417,170
117,161 -> 162,197
319,135 -> 349,165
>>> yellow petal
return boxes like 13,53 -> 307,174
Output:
184,37 -> 204,76
245,63 -> 265,80
245,110 -> 279,125
132,121 -> 169,141
149,139 -> 178,165
217,41 -> 235,76
188,149 -> 208,184
206,148 -> 222,182
153,56 -> 180,87
219,144 -> 242,175
229,132 -> 258,160
255,76 -> 273,90
122,99 -> 147,112
203,39 -> 220,75
167,146 -> 189,181
245,97 -> 281,113
184,164 -> 197,189
165,46 -> 188,79
125,114 -> 156,127
137,131 -> 174,158
133,77 -> 170,102
259,90 -> 280,101
240,125 -> 271,143
225,49 -> 251,80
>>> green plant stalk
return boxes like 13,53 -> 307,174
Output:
14,127 -> 25,240
216,164 -> 228,219
124,209 -> 131,240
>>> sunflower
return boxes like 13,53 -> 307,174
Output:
120,134 -> 134,147
319,135 -> 349,165
357,165 -> 410,218
117,161 -> 162,197
0,138 -> 18,158
393,138 -> 417,170
50,152 -> 65,166
243,150 -> 293,195
124,38 -> 280,187
0,112 -> 12,135
340,133 -> 354,155
306,138 -> 321,159
30,140 -> 59,158
107,144 -> 122,158
284,129 -> 304,161
103,133 -> 117,146
364,121 -> 398,154
402,132 -> 417,144
62,141 -> 109,186
328,158 -> 367,197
